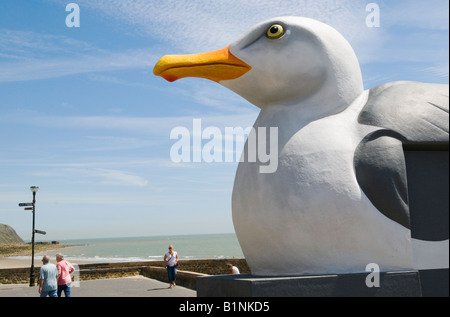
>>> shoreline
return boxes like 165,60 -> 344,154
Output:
0,257 -> 97,269
0,243 -> 73,257
0,243 -> 87,269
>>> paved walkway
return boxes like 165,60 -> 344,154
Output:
0,275 -> 196,297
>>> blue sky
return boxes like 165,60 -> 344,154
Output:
0,0 -> 448,240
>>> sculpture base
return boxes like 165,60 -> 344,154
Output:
197,269 -> 448,297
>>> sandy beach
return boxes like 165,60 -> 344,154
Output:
0,258 -> 40,269
0,243 -> 93,269
0,257 -> 95,269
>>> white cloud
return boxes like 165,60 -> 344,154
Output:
381,0 -> 449,31
0,112 -> 258,137
6,0 -> 447,82
74,0 -> 370,52
29,167 -> 149,187
0,46 -> 158,82
0,28 -> 141,82
420,63 -> 450,79
87,168 -> 149,187
0,28 -> 97,57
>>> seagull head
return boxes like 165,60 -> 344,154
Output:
154,16 -> 363,114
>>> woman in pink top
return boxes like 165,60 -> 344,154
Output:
56,253 -> 75,297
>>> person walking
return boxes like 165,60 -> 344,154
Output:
38,255 -> 59,297
164,245 -> 179,288
56,253 -> 75,297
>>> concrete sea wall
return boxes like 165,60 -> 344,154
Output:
0,258 -> 250,290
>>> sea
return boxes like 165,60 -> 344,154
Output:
8,233 -> 245,263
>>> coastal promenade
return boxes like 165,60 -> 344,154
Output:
0,275 -> 196,297
0,258 -> 249,297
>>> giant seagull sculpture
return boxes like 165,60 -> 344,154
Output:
154,16 -> 449,276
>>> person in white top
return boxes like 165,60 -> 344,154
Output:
164,245 -> 179,288
227,263 -> 240,274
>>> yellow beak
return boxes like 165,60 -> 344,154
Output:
153,46 -> 251,83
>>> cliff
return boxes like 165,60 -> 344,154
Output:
0,224 -> 25,245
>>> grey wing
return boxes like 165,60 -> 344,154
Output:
355,81 -> 449,241
359,81 -> 449,145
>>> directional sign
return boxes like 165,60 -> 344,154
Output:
19,203 -> 33,207
34,229 -> 46,235
24,207 -> 33,211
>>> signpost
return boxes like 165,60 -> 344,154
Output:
19,186 -> 40,287
18,203 -> 33,207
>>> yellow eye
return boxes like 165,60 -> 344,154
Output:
266,24 -> 285,39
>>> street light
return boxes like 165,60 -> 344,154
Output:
29,186 -> 39,287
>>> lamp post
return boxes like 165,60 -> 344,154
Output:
29,186 -> 39,287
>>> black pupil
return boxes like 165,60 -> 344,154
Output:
270,26 -> 279,34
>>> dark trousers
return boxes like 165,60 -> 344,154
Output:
167,266 -> 177,283
58,284 -> 72,297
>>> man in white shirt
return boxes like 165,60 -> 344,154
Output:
39,255 -> 59,297
227,263 -> 240,274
